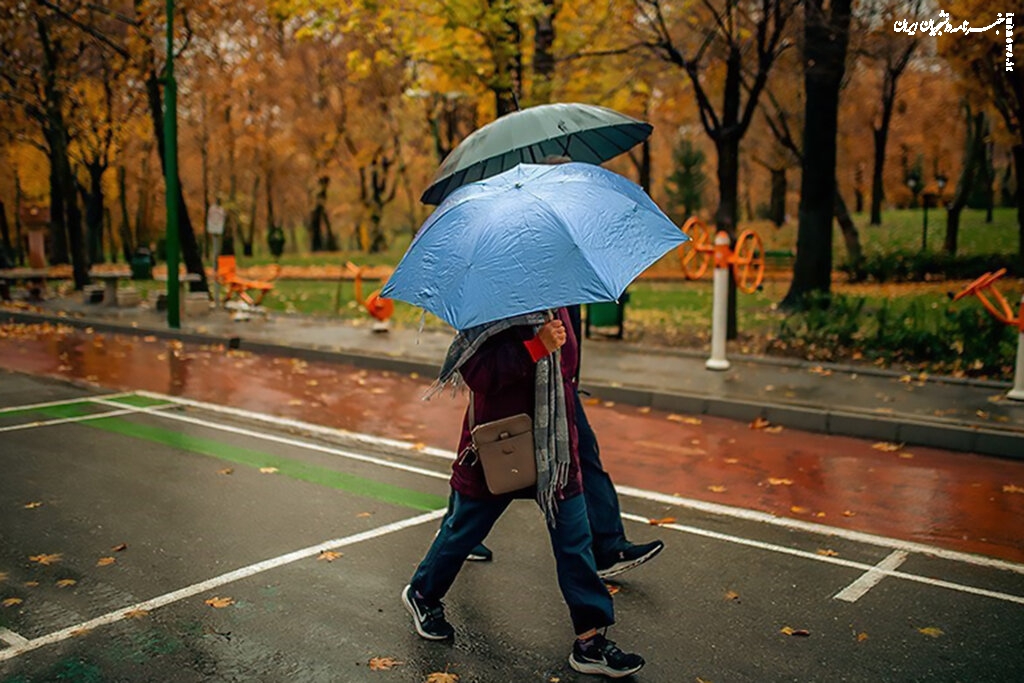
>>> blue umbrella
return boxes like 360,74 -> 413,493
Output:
381,162 -> 688,330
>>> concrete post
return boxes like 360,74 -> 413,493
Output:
1008,294 -> 1024,401
706,231 -> 731,371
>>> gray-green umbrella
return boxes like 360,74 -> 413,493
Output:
420,102 -> 652,205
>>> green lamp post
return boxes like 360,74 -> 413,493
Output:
163,0 -> 180,328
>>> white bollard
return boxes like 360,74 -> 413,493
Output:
706,231 -> 731,371
1008,295 -> 1024,401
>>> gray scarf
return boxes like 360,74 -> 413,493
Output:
428,312 -> 571,526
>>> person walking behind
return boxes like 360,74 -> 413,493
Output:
402,308 -> 645,678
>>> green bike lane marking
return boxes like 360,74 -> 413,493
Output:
34,405 -> 446,512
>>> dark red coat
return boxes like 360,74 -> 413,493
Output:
450,307 -> 582,500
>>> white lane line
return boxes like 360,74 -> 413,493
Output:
0,392 -> 133,414
0,628 -> 29,647
834,551 -> 909,602
621,513 -> 1024,606
90,399 -> 451,482
126,391 -> 1024,576
616,486 -> 1024,576
131,390 -> 455,459
0,408 -> 150,434
0,508 -> 445,663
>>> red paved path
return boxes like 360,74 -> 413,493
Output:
3,322 -> 1023,564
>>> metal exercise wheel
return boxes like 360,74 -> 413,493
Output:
679,217 -> 712,280
732,230 -> 766,293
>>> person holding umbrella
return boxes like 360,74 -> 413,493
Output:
385,160 -> 688,677
401,307 -> 646,678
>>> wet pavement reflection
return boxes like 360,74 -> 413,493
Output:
3,322 -> 1023,564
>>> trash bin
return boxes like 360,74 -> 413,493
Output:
130,247 -> 154,280
585,291 -> 630,340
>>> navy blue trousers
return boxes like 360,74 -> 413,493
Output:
410,491 -> 615,635
574,391 -> 628,562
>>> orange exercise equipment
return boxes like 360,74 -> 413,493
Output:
346,261 -> 394,331
678,217 -> 766,293
216,255 -> 280,306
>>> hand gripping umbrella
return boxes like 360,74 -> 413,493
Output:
420,102 -> 652,206
382,162 -> 688,331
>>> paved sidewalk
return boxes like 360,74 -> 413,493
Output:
3,296 -> 1023,459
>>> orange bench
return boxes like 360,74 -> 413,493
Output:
216,255 -> 280,306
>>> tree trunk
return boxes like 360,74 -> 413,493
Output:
1014,143 -> 1024,263
242,175 -> 259,256
531,0 -> 556,104
834,188 -> 864,281
84,162 -> 106,264
117,166 -> 134,262
869,124 -> 888,225
14,169 -> 25,265
146,72 -> 208,291
0,199 -> 11,256
944,109 -> 986,256
770,168 -> 786,226
309,174 -> 329,252
45,145 -> 69,265
782,0 -> 852,308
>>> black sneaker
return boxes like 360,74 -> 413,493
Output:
569,633 -> 645,678
596,540 -> 664,579
466,543 -> 493,562
401,585 -> 454,640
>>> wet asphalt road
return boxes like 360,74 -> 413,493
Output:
2,372 -> 1024,682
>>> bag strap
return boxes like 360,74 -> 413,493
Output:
468,390 -> 475,430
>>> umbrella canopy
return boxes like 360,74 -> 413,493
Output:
382,162 -> 687,331
420,102 -> 652,205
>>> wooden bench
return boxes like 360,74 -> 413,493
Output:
0,268 -> 49,302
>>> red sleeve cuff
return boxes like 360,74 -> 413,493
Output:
523,335 -> 549,362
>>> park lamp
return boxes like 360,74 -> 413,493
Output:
936,173 -> 948,195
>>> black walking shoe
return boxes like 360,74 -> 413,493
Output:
401,585 -> 454,640
569,633 -> 645,678
466,543 -> 493,562
596,540 -> 664,579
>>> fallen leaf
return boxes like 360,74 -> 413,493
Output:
898,452 -> 914,459
917,626 -> 944,638
790,506 -> 809,514
667,413 -> 701,425
749,417 -> 771,430
318,550 -> 343,562
357,512 -> 373,518
259,467 -> 279,474
0,572 -> 6,582
56,579 -> 77,588
412,442 -> 427,451
602,401 -> 615,407
23,581 -> 38,587
723,458 -> 739,464
842,510 -> 856,517
123,609 -> 150,619
898,375 -> 912,383
218,468 -> 234,475
724,591 -> 740,601
605,583 -> 620,595
205,596 -> 234,608
96,557 -> 116,567
707,485 -> 727,493
765,425 -> 784,433
288,399 -> 304,406
29,553 -> 62,566
872,442 -> 902,452
2,597 -> 23,607
584,397 -> 600,406
23,501 -> 43,509
70,628 -> 91,638
857,632 -> 869,642
780,626 -> 810,637
112,543 -> 128,552
368,656 -> 403,671
648,517 -> 676,526
637,406 -> 651,414
817,549 -> 839,557
424,671 -> 459,683
767,478 -> 793,486
1003,484 -> 1024,494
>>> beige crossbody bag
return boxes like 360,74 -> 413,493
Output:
468,395 -> 536,495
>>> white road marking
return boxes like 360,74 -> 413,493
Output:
834,551 -> 909,602
0,628 -> 29,647
115,392 -> 1024,576
0,509 -> 445,663
132,390 -> 455,459
621,513 -> 1024,605
0,407 -> 149,434
90,398 -> 451,482
0,392 -> 133,414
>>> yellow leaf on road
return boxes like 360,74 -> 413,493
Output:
842,510 -> 856,517
56,579 -> 77,588
218,468 -> 234,475
917,626 -> 944,638
872,442 -> 902,452
667,413 -> 701,424
765,425 -> 784,433
857,632 -> 869,642
23,581 -> 38,587
368,656 -> 403,670
205,596 -> 234,608
24,501 -> 42,509
259,467 -> 279,474
648,517 -> 676,526
2,597 -> 23,607
767,478 -> 793,486
605,583 -> 620,596
780,626 -> 810,636
96,557 -> 116,567
749,417 -> 771,429
425,672 -> 459,683
318,550 -> 343,562
123,609 -> 150,619
112,543 -> 128,552
707,485 -> 727,493
817,549 -> 839,557
790,506 -> 809,514
29,553 -> 61,566
1003,484 -> 1024,494
724,591 -> 740,601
